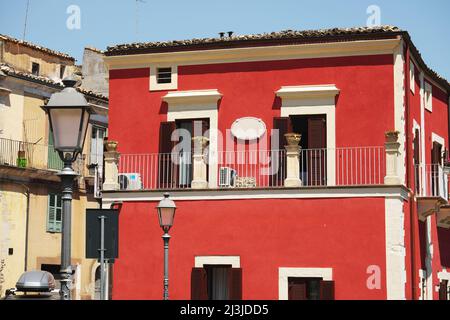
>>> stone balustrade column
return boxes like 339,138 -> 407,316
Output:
191,136 -> 209,189
102,140 -> 120,191
384,131 -> 401,185
284,133 -> 302,187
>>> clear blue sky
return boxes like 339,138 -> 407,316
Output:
0,0 -> 449,80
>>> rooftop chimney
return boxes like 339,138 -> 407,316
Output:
219,32 -> 225,39
227,31 -> 234,37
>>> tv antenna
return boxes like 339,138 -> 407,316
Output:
22,0 -> 31,40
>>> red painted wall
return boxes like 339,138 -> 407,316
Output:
112,198 -> 387,300
109,54 -> 395,154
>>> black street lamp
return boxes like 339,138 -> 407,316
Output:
156,193 -> 177,300
42,75 -> 92,300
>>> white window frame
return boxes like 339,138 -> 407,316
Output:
276,85 -> 339,186
194,256 -> 240,268
278,267 -> 333,300
410,62 -> 415,94
425,82 -> 433,112
149,65 -> 178,91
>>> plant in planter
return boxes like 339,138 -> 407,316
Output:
16,150 -> 27,168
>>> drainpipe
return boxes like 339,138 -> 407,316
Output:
19,184 -> 30,272
404,42 -> 417,300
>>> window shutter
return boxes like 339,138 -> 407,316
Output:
288,281 -> 307,300
159,122 -> 177,188
228,268 -> 242,300
307,116 -> 327,186
439,280 -> 448,300
47,196 -> 56,232
320,280 -> 335,300
191,268 -> 208,300
271,117 -> 291,186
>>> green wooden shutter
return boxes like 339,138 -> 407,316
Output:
48,130 -> 64,171
47,194 -> 62,233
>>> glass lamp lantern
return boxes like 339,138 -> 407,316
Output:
156,193 -> 177,233
41,76 -> 92,162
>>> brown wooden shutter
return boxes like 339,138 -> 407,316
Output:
307,116 -> 326,186
228,268 -> 242,300
288,279 -> 307,300
439,280 -> 448,300
191,268 -> 208,300
431,142 -> 442,196
271,117 -> 292,186
320,280 -> 335,300
159,122 -> 177,188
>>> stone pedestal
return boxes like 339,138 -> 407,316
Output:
102,140 -> 120,191
284,133 -> 302,187
384,131 -> 401,185
191,136 -> 209,189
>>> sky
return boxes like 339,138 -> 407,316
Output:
0,0 -> 449,80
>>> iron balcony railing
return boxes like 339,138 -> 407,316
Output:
415,164 -> 449,201
0,137 -> 84,174
117,146 -> 386,191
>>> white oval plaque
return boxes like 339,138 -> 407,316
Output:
231,117 -> 266,140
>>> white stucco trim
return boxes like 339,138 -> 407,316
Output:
101,186 -> 409,206
105,38 -> 401,70
278,267 -> 333,300
149,65 -> 178,91
195,256 -> 240,268
425,215 -> 434,300
438,269 -> 450,281
419,72 -> 427,195
424,81 -> 433,112
166,94 -> 220,188
277,85 -> 338,186
384,197 -> 406,300
431,132 -> 445,150
393,41 -> 406,186
418,269 -> 426,300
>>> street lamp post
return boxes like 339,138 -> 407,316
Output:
156,193 -> 177,300
42,75 -> 92,300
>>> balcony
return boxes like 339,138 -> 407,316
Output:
0,137 -> 84,181
116,146 -> 386,191
415,164 -> 450,224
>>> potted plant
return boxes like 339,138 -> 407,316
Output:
16,150 -> 27,168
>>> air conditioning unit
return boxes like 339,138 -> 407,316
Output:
118,173 -> 143,190
219,167 -> 237,187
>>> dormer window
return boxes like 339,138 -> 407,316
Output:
32,62 -> 40,76
149,65 -> 177,91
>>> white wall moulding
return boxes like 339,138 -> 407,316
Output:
149,65 -> 178,91
275,85 -> 340,100
230,117 -> 266,140
162,89 -> 222,106
194,256 -> 240,268
104,39 -> 401,70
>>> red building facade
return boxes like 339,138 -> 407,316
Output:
102,26 -> 450,300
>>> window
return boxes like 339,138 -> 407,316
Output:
157,67 -> 172,84
60,65 -> 66,79
425,82 -> 433,111
158,119 -> 209,188
191,265 -> 242,300
410,62 -> 415,94
439,280 -> 449,300
32,62 -> 40,76
273,115 -> 327,186
47,194 -> 62,233
288,277 -> 334,300
90,126 -> 106,166
149,65 -> 178,91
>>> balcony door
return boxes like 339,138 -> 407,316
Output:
431,141 -> 443,197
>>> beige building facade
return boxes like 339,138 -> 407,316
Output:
0,34 -> 108,299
